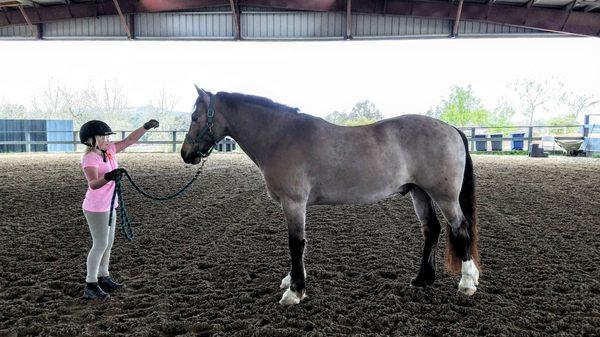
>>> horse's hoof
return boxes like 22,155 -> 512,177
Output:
279,288 -> 304,305
458,286 -> 477,297
458,276 -> 477,296
458,260 -> 479,296
280,274 -> 291,289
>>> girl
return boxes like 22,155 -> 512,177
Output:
79,119 -> 159,300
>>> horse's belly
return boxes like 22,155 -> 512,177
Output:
310,184 -> 401,205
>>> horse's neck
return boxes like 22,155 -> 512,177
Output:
224,104 -> 290,166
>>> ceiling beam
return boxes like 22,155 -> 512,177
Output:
345,0 -> 352,39
584,4 -> 600,12
0,1 -> 21,7
229,0 -> 240,40
0,0 -> 598,37
560,0 -> 576,31
451,0 -> 465,37
485,0 -> 494,19
65,0 -> 74,18
1,8 -> 10,25
17,5 -> 35,37
31,1 -> 42,21
112,0 -> 131,39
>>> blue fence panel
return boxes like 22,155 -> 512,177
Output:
0,120 -> 26,153
30,120 -> 48,152
46,120 -> 74,152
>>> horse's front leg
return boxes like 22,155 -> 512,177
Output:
279,199 -> 307,305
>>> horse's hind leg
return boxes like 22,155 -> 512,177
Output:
436,199 -> 479,296
279,199 -> 307,305
410,187 -> 441,287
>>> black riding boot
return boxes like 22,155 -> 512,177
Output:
98,276 -> 124,291
83,282 -> 110,300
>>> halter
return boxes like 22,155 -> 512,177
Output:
185,94 -> 217,158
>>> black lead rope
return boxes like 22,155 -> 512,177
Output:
107,157 -> 209,241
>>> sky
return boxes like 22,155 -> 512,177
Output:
1,37 -> 599,122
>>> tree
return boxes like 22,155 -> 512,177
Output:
425,107 -> 441,119
0,101 -> 28,119
349,100 -> 383,121
487,98 -> 516,133
150,87 -> 185,130
30,77 -> 68,119
61,85 -> 95,121
324,110 -> 348,125
92,79 -> 129,129
510,77 -> 564,126
559,92 -> 599,120
344,116 -> 376,126
435,85 -> 491,127
324,100 -> 382,126
30,77 -> 96,124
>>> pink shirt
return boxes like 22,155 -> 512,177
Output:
81,143 -> 119,212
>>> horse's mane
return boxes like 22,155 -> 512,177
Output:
217,92 -> 299,114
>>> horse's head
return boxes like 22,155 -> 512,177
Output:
181,86 -> 228,164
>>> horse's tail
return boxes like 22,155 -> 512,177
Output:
445,128 -> 480,274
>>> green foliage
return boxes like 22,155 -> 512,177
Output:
472,150 -> 528,156
545,113 -> 579,134
0,103 -> 29,119
343,116 -> 377,126
324,110 -> 348,125
349,100 -> 382,121
434,86 -> 491,127
325,100 -> 382,126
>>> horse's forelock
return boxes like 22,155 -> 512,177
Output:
192,95 -> 204,112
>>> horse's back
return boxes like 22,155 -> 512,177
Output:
290,114 -> 467,205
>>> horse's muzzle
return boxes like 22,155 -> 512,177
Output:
181,148 -> 201,165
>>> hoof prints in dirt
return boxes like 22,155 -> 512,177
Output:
0,153 -> 599,336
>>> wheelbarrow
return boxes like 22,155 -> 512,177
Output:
554,139 -> 584,156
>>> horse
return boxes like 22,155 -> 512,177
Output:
181,86 -> 480,305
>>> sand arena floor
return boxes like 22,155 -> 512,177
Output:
0,153 -> 599,336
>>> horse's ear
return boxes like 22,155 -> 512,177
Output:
194,84 -> 209,100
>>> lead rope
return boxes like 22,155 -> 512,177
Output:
107,157 -> 208,241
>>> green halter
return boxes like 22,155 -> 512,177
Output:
185,94 -> 217,157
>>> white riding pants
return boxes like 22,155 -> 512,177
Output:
83,209 -> 116,283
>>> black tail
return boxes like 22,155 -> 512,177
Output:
445,128 -> 480,274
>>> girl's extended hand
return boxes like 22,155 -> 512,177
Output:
143,119 -> 159,130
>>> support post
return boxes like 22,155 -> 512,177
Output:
172,131 -> 177,153
583,115 -> 590,138
73,131 -> 78,152
450,0 -> 465,38
25,132 -> 31,153
229,0 -> 241,40
112,0 -> 132,39
345,0 -> 352,40
17,5 -> 36,38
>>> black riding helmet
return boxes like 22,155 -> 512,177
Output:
79,120 -> 115,147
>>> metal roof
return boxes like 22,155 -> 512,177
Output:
0,0 -> 598,39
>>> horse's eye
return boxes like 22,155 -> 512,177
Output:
192,115 -> 198,122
